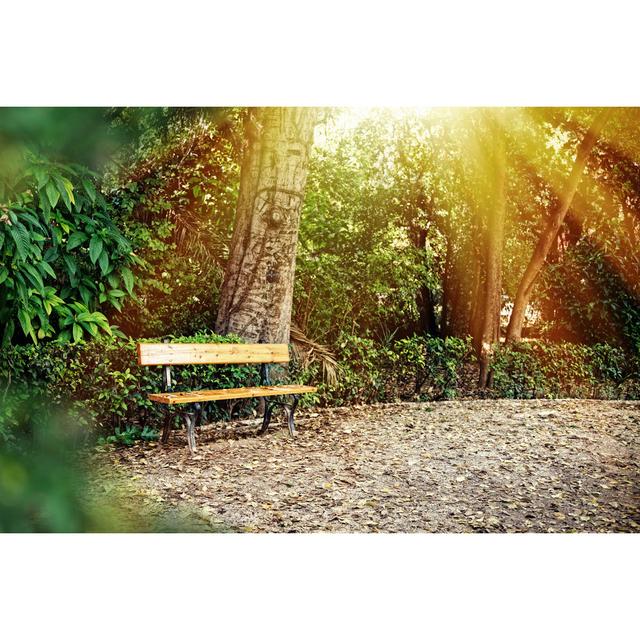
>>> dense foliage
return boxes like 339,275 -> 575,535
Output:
0,153 -> 139,345
105,109 -> 243,337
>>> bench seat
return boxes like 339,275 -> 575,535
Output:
148,384 -> 317,405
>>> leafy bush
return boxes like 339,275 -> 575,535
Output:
297,334 -> 638,405
491,340 -> 640,399
0,154 -> 139,346
305,333 -> 475,405
391,335 -> 475,399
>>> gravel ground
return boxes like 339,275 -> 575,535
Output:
93,399 -> 640,532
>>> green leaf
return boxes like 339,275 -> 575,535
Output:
39,261 -> 57,278
20,211 -> 43,230
88,311 -> 110,328
2,319 -> 15,347
63,254 -> 77,276
98,249 -> 109,275
109,288 -> 126,298
79,286 -> 92,306
23,263 -> 45,294
61,177 -> 75,205
8,222 -> 31,260
14,272 -> 28,303
45,181 -> 60,209
0,267 -> 8,285
53,175 -> 72,212
18,307 -> 32,338
67,231 -> 88,250
34,167 -> 48,189
120,267 -> 134,295
72,322 -> 83,343
82,178 -> 97,203
89,235 -> 103,264
81,321 -> 98,337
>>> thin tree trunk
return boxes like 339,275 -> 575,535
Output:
215,107 -> 318,344
440,236 -> 452,337
505,109 -> 610,342
476,121 -> 506,387
411,228 -> 439,336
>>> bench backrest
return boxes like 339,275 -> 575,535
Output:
137,342 -> 289,366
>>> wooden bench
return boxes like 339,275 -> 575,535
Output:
137,341 -> 317,453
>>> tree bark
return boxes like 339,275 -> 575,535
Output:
215,108 -> 317,343
505,109 -> 610,342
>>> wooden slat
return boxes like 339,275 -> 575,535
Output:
137,342 -> 290,366
148,384 -> 317,405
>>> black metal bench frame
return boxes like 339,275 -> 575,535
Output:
158,361 -> 301,453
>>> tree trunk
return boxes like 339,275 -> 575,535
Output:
440,235 -> 453,337
475,122 -> 506,388
215,108 -> 317,343
410,227 -> 439,336
505,109 -> 610,342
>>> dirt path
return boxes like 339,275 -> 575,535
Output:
93,399 -> 640,532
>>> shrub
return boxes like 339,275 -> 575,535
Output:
304,333 -> 476,406
300,335 -> 638,406
391,335 -> 475,400
0,154 -> 139,346
491,340 -> 640,399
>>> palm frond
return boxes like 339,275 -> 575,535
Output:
290,324 -> 338,386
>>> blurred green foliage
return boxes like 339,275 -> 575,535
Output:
0,392 -> 232,532
0,396 -> 105,532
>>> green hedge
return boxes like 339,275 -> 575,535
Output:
491,341 -> 640,399
295,334 -> 640,405
297,334 -> 477,405
2,333 -> 638,447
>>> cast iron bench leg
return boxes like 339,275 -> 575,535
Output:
181,403 -> 202,454
287,394 -> 300,438
258,400 -> 275,435
184,412 -> 196,454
